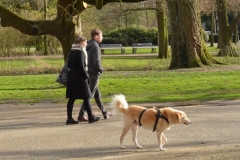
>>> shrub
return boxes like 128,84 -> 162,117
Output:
103,26 -> 158,46
202,29 -> 209,42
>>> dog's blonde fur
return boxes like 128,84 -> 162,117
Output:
111,94 -> 191,151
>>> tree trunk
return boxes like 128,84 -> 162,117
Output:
43,0 -> 48,55
217,0 -> 239,57
167,0 -> 217,68
235,25 -> 238,45
210,8 -> 215,47
156,0 -> 168,59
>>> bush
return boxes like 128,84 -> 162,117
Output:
102,26 -> 158,46
0,26 -> 61,57
202,29 -> 209,42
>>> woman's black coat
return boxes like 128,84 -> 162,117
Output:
66,49 -> 92,99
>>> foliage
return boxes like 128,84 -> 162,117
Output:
80,2 -> 158,39
0,27 -> 34,56
202,29 -> 209,42
201,12 -> 239,32
0,25 -> 61,56
102,26 -> 158,46
0,1 -> 61,56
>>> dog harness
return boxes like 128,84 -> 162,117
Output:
138,108 -> 169,132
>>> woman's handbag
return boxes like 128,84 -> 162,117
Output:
56,56 -> 69,86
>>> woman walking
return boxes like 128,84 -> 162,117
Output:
66,36 -> 100,124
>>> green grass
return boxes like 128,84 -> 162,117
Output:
1,52 -> 240,75
206,46 -> 220,53
1,46 -> 240,104
0,70 -> 240,104
0,56 -> 63,75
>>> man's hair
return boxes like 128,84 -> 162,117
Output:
75,36 -> 86,44
90,29 -> 102,39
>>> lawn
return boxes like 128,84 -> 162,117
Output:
0,46 -> 240,104
0,69 -> 240,104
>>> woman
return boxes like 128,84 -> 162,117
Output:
66,36 -> 100,124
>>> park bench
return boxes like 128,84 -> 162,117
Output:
101,44 -> 125,54
132,43 -> 157,54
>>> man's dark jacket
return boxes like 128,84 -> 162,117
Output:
86,39 -> 103,75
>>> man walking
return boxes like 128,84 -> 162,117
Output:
78,29 -> 111,121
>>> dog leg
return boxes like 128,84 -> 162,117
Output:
120,124 -> 132,149
161,133 -> 167,146
157,131 -> 166,151
131,124 -> 143,149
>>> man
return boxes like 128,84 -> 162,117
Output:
78,29 -> 111,121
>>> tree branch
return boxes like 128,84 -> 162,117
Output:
124,7 -> 158,16
57,0 -> 88,17
84,0 -> 145,9
0,4 -> 62,38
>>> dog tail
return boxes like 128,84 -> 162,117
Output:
110,94 -> 128,114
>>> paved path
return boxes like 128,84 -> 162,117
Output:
0,101 -> 240,159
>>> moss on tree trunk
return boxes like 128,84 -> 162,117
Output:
167,0 -> 217,69
156,0 -> 168,59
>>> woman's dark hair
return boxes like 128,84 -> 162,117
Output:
75,36 -> 87,44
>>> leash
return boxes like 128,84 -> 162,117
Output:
138,108 -> 169,132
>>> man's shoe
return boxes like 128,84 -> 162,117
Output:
103,111 -> 112,119
78,115 -> 88,122
66,118 -> 79,125
89,115 -> 100,123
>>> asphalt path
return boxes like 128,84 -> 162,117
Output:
0,100 -> 240,160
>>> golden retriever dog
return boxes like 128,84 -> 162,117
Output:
111,94 -> 191,151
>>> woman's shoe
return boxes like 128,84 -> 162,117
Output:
66,118 -> 79,125
89,115 -> 100,123
78,115 -> 88,122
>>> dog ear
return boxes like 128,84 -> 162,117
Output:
176,112 -> 182,121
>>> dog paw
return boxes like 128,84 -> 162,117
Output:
160,148 -> 166,151
137,146 -> 143,149
120,145 -> 126,149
